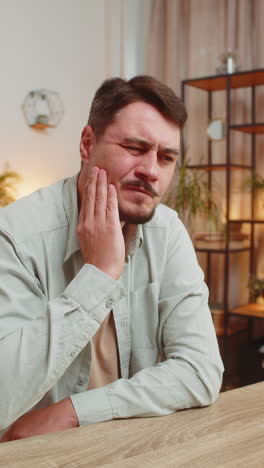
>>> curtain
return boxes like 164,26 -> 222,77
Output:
145,0 -> 264,91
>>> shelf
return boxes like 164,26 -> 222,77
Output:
195,247 -> 250,253
228,219 -> 264,224
194,233 -> 250,252
183,68 -> 264,91
230,303 -> 264,319
186,164 -> 252,171
230,123 -> 264,134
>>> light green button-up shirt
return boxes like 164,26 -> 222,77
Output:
0,174 -> 224,433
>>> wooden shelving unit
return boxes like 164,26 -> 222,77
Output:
182,69 -> 264,386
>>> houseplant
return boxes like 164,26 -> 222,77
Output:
164,155 -> 220,237
248,274 -> 264,304
0,165 -> 21,207
242,171 -> 264,217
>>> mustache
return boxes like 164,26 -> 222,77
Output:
122,180 -> 159,197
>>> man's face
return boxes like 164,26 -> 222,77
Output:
80,101 -> 181,224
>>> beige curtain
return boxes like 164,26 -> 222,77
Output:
145,0 -> 264,316
146,0 -> 263,91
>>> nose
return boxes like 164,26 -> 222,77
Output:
134,151 -> 158,182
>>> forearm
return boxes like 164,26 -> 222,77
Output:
71,349 -> 223,427
0,264 -> 124,430
0,397 -> 79,442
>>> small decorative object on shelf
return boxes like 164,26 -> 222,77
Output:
22,89 -> 64,130
0,164 -> 21,207
216,50 -> 240,74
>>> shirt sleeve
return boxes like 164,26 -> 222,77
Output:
70,216 -> 224,426
0,229 -> 124,430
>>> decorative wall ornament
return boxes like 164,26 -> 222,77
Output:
22,89 -> 64,130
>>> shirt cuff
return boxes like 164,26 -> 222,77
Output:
64,264 -> 125,323
70,387 -> 115,426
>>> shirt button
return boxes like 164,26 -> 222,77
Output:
106,298 -> 114,309
70,351 -> 76,358
78,378 -> 84,386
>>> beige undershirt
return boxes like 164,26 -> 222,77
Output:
87,310 -> 120,390
87,224 -> 140,390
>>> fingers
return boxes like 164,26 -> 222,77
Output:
79,166 -> 99,224
107,183 -> 120,224
77,168 -> 124,278
79,167 -> 118,225
94,168 -> 108,222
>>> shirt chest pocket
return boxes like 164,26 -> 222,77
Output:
129,282 -> 159,349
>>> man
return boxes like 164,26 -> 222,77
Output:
0,76 -> 223,442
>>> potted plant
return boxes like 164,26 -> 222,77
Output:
0,165 -> 21,207
164,155 -> 221,238
242,171 -> 264,218
248,274 -> 264,304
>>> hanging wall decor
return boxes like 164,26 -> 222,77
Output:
22,89 -> 64,130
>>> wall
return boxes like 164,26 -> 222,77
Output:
0,0 -> 146,198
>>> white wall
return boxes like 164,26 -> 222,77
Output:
0,0 -> 147,198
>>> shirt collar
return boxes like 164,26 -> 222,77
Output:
63,173 -> 143,263
123,223 -> 143,258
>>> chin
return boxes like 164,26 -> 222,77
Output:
118,206 -> 156,225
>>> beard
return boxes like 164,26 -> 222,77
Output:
118,202 -> 156,225
118,180 -> 159,224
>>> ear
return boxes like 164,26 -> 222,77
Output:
80,125 -> 95,163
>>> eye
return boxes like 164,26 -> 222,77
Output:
159,154 -> 175,164
123,146 -> 144,155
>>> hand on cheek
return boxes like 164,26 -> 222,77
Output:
77,166 -> 125,280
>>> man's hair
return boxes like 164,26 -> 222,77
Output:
88,75 -> 187,138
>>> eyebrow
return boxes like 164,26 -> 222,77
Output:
121,137 -> 179,157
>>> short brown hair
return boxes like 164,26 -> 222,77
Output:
88,75 -> 187,138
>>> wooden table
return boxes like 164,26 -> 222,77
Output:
0,382 -> 263,467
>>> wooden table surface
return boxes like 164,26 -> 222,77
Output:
0,382 -> 263,467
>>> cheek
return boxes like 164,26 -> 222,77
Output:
107,156 -> 135,181
89,149 -> 113,175
88,149 -> 103,170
